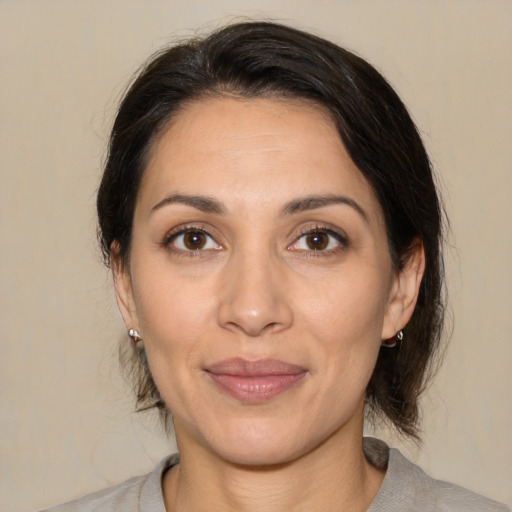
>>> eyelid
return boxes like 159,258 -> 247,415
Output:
288,224 -> 349,252
161,222 -> 348,256
163,224 -> 222,253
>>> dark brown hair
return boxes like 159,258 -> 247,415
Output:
98,21 -> 445,438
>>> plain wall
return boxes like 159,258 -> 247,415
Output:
1,1 -> 511,510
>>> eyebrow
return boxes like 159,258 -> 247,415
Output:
150,192 -> 369,223
151,194 -> 226,215
281,195 -> 369,223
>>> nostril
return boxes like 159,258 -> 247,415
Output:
218,300 -> 294,337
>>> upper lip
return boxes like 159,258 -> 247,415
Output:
205,358 -> 307,376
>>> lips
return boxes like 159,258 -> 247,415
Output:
204,358 -> 307,403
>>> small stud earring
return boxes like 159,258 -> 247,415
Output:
128,328 -> 142,348
381,329 -> 403,348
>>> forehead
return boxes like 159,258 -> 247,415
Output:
138,97 -> 383,223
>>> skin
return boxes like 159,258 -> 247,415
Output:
114,97 -> 425,511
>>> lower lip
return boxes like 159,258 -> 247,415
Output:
206,372 -> 306,403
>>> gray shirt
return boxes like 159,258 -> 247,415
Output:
40,438 -> 510,511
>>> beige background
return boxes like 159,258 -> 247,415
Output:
1,1 -> 511,510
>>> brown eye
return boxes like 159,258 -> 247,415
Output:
305,232 -> 329,250
168,229 -> 221,253
289,228 -> 346,253
183,231 -> 207,250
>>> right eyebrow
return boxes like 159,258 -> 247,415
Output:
150,193 -> 226,215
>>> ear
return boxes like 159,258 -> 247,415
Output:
381,240 -> 425,340
111,241 -> 139,333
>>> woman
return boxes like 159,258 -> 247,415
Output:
43,21 -> 509,512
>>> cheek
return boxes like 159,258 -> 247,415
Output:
296,265 -> 391,398
129,263 -> 218,415
130,257 -> 217,359
297,264 -> 390,346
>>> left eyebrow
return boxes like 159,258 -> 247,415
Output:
281,195 -> 369,223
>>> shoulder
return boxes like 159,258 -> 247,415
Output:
426,478 -> 510,512
38,454 -> 178,512
364,438 -> 510,512
38,474 -> 148,512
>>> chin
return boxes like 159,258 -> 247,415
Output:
216,442 -> 304,468
201,417 -> 318,468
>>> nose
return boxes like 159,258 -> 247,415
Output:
217,250 -> 294,337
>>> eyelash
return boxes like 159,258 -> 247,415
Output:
162,224 -> 349,257
289,224 -> 349,257
163,225 -> 219,258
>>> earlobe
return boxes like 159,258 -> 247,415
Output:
111,242 -> 139,333
381,240 -> 425,340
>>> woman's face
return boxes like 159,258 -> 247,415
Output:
115,97 -> 420,466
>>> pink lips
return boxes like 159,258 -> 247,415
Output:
205,358 -> 307,403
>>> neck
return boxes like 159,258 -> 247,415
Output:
163,420 -> 384,512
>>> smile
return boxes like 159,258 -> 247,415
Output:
204,358 -> 308,403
